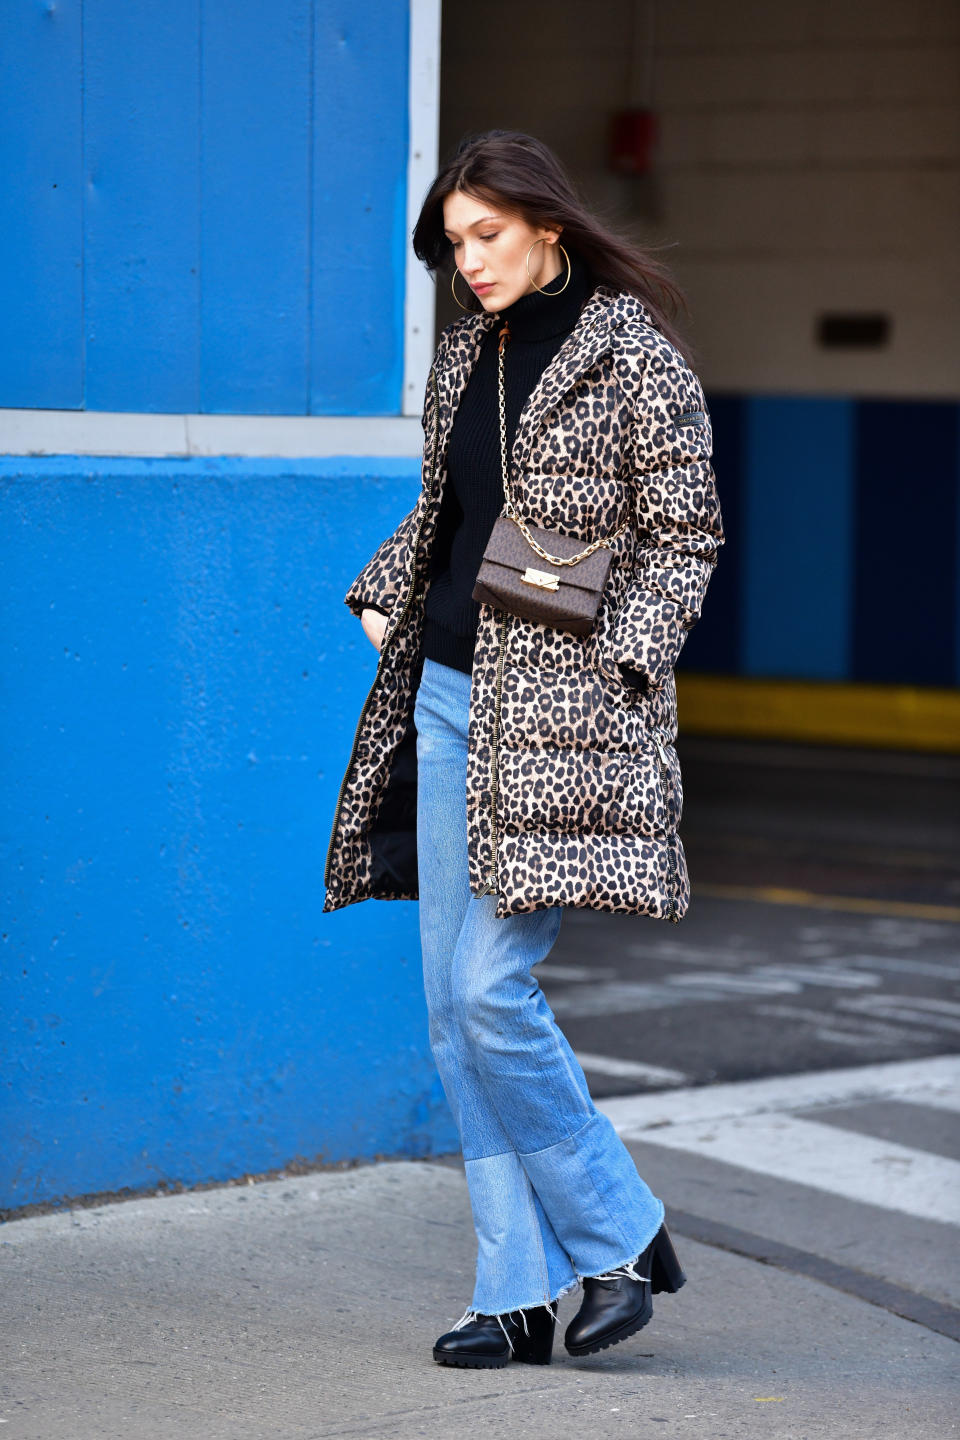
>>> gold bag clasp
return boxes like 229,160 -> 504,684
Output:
521,566 -> 560,591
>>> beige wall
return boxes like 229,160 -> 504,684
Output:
439,0 -> 960,397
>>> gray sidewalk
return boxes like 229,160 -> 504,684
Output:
2,1159 -> 957,1439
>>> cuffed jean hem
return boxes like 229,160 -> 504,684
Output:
465,1151 -> 579,1314
466,1113 -> 665,1313
518,1111 -> 665,1281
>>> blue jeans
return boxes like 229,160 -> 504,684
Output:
413,656 -> 665,1316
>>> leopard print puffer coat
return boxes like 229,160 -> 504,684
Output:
323,284 -> 724,921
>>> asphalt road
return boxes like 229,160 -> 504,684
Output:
544,735 -> 960,1095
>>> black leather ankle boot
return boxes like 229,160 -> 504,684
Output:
433,1301 -> 558,1368
564,1223 -> 686,1357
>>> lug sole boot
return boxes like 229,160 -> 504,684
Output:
434,1301 -> 558,1368
564,1223 -> 686,1358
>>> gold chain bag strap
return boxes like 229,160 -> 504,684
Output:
471,320 -> 628,635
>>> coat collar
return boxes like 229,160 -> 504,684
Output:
434,286 -> 656,479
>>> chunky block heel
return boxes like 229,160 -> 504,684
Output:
510,1302 -> 557,1365
650,1223 -> 687,1294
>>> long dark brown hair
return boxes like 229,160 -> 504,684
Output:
413,129 -> 694,363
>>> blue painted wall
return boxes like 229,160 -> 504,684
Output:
682,394 -> 960,689
0,458 -> 457,1211
0,0 -> 409,416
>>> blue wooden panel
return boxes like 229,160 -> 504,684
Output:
681,392 -> 745,675
0,456 -> 456,1209
83,0 -> 201,411
310,2 -> 409,415
852,401 -> 958,686
0,0 -> 83,408
200,1 -> 312,413
743,397 -> 854,679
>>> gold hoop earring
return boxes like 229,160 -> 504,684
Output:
525,240 -> 571,295
450,268 -> 473,312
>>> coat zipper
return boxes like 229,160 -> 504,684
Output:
324,368 -> 441,891
652,729 -> 680,923
475,608 -> 509,898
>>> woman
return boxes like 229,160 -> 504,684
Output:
323,131 -> 724,1367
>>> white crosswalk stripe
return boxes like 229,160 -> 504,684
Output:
574,1052 -> 687,1086
598,1054 -> 960,1227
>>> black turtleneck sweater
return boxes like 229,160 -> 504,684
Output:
367,250 -> 649,694
420,250 -> 594,676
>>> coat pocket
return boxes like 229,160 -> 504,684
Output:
582,625 -> 644,707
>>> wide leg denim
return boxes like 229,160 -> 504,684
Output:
413,656 -> 665,1316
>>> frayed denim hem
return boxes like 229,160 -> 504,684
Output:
450,1280 -> 577,1355
466,1274 -> 579,1323
575,1208 -> 665,1283
550,1275 -> 581,1305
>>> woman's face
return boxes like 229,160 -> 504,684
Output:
443,189 -> 563,312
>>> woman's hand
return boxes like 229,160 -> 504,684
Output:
360,607 -> 388,652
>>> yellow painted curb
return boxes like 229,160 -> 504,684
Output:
676,674 -> 960,753
694,883 -> 960,924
